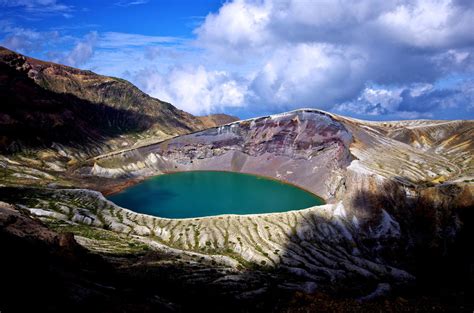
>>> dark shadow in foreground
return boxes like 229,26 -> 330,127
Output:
0,180 -> 472,312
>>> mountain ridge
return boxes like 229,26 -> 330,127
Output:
0,46 -> 237,189
0,46 -> 237,153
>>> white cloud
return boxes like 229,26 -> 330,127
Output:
97,32 -> 181,49
0,0 -> 74,16
376,0 -> 474,49
335,86 -> 404,116
335,80 -> 474,118
131,66 -> 247,115
0,24 -> 61,53
191,0 -> 474,117
249,43 -> 367,110
197,0 -> 474,51
2,0 -> 473,119
115,0 -> 149,7
62,31 -> 97,67
195,0 -> 272,59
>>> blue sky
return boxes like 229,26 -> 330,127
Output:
1,0 -> 473,120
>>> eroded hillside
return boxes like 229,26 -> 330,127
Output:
2,109 -> 471,311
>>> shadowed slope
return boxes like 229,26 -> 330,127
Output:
0,58 -> 155,152
0,46 -> 238,154
0,46 -> 204,153
0,47 -> 239,189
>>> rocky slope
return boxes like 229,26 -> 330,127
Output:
2,108 -> 472,310
0,46 -> 236,189
83,110 -> 473,286
92,110 -> 352,198
0,46 -> 201,152
0,47 -> 473,312
197,113 -> 239,129
6,199 -> 451,313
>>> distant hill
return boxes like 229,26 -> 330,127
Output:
197,113 -> 239,128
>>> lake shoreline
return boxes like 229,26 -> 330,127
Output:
106,171 -> 325,219
103,169 -> 326,203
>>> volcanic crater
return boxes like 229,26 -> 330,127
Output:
1,46 -> 473,311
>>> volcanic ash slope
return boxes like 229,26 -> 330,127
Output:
16,109 -> 474,293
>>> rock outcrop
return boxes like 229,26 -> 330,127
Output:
92,110 -> 353,199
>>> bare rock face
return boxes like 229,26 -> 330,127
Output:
80,109 -> 473,294
93,110 -> 353,199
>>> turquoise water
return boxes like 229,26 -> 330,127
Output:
107,171 -> 324,218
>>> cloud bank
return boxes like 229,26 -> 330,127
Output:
1,0 -> 473,119
129,0 -> 474,117
181,0 -> 474,116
